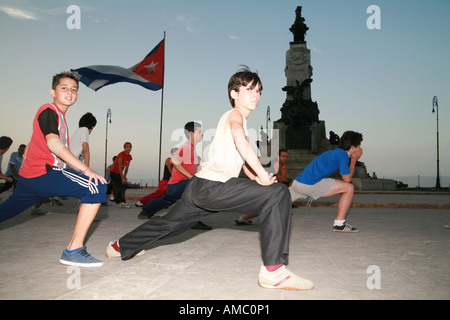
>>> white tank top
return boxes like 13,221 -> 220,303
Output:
196,109 -> 247,183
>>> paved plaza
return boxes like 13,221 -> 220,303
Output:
0,189 -> 449,300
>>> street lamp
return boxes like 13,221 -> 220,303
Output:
266,106 -> 271,140
104,108 -> 112,178
432,96 -> 440,189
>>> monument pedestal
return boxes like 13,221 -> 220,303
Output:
274,119 -> 331,155
284,149 -> 317,179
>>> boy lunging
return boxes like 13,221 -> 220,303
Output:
106,66 -> 313,291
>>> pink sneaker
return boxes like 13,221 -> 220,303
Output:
118,202 -> 131,209
258,265 -> 313,291
105,241 -> 145,258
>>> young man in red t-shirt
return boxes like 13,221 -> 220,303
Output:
136,122 -> 203,220
110,142 -> 133,208
0,71 -> 107,267
106,121 -> 207,258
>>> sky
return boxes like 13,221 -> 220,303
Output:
0,0 -> 449,188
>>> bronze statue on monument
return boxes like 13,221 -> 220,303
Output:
289,6 -> 309,44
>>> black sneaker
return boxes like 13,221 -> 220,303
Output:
235,218 -> 253,226
333,223 -> 359,233
50,198 -> 63,206
138,212 -> 150,219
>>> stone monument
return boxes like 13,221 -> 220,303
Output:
273,6 -> 331,178
270,6 -> 396,191
274,6 -> 326,153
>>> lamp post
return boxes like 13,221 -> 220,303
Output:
104,108 -> 112,178
432,96 -> 440,189
266,106 -> 271,140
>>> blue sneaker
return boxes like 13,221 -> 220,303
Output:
59,247 -> 103,267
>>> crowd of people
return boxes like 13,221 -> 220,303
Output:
0,68 -> 369,291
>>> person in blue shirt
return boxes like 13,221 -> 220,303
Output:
290,131 -> 363,232
0,144 -> 26,193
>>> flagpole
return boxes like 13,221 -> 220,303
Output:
104,108 -> 111,177
157,31 -> 166,184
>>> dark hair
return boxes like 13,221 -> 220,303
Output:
0,136 -> 13,149
228,65 -> 263,107
279,149 -> 288,156
52,71 -> 79,90
184,121 -> 201,139
123,142 -> 132,149
79,112 -> 97,129
338,131 -> 363,151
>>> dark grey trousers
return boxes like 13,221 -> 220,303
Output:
119,176 -> 292,265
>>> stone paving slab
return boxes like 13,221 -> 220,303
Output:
0,190 -> 449,300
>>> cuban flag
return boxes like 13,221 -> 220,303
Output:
72,39 -> 164,91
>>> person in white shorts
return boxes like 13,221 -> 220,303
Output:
289,130 -> 363,232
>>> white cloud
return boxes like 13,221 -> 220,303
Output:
311,46 -> 323,54
0,6 -> 39,20
229,35 -> 239,40
176,13 -> 197,32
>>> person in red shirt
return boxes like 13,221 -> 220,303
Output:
0,71 -> 107,268
134,148 -> 177,207
110,142 -> 133,208
106,121 -> 209,258
136,122 -> 203,220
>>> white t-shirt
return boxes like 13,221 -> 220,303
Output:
196,109 -> 247,183
69,127 -> 89,163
